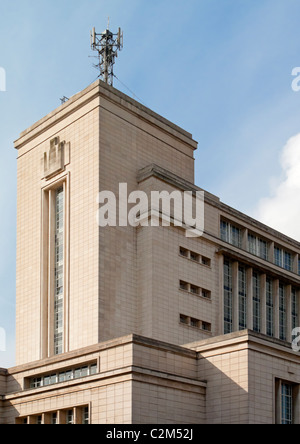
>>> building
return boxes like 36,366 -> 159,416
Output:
0,80 -> 300,424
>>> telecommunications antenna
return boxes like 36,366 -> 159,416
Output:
90,20 -> 123,86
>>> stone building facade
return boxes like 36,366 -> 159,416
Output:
0,81 -> 300,424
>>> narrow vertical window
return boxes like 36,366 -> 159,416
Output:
238,266 -> 247,330
281,383 -> 293,425
279,284 -> 287,341
248,234 -> 256,255
291,288 -> 298,331
66,409 -> 74,425
231,226 -> 241,248
284,252 -> 292,272
253,272 -> 261,333
220,220 -> 229,243
54,187 -> 64,355
51,413 -> 58,425
224,259 -> 233,334
274,247 -> 283,268
266,277 -> 274,337
82,407 -> 89,424
258,239 -> 268,261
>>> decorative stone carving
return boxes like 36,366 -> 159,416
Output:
43,137 -> 70,179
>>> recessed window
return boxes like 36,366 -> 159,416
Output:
266,277 -> 274,338
190,284 -> 200,295
274,247 -> 293,272
201,289 -> 211,299
179,280 -> 211,300
29,363 -> 97,389
180,314 -> 211,333
179,247 -> 189,258
82,407 -> 89,425
238,266 -> 247,331
248,234 -> 268,260
180,314 -> 189,325
201,256 -> 211,267
16,405 -> 90,425
67,410 -> 74,425
279,283 -> 287,341
190,252 -> 200,262
220,220 -> 242,248
179,281 -> 189,291
292,288 -> 299,331
51,413 -> 58,425
276,380 -> 298,425
179,247 -> 211,267
224,259 -> 233,334
202,321 -> 212,332
253,272 -> 261,333
190,318 -> 200,328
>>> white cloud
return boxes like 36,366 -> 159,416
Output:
255,133 -> 300,241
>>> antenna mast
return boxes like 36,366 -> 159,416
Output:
90,21 -> 123,86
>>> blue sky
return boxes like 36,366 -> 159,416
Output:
2,0 -> 300,367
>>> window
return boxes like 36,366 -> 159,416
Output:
221,220 -> 242,248
179,247 -> 211,267
253,272 -> 261,333
224,259 -> 233,334
51,413 -> 58,425
82,407 -> 89,425
90,364 -> 97,375
279,284 -> 287,341
266,277 -> 274,337
16,405 -> 90,425
274,247 -> 283,268
180,314 -> 189,325
201,256 -> 211,266
247,234 -> 268,260
180,314 -> 211,333
179,247 -> 188,258
67,410 -> 74,425
190,284 -> 200,295
202,321 -> 212,332
59,369 -> 73,383
292,288 -> 299,331
201,289 -> 211,299
281,383 -> 293,424
274,247 -> 293,272
54,187 -> 64,355
43,374 -> 57,386
190,251 -> 200,262
179,281 -> 211,300
29,363 -> 97,389
179,281 -> 189,291
238,266 -> 247,330
30,378 -> 42,389
190,318 -> 200,328
276,380 -> 298,425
